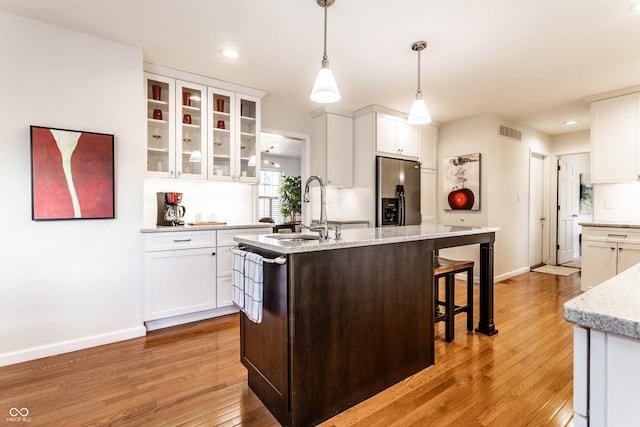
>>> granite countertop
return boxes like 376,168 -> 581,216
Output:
141,223 -> 273,233
580,222 -> 640,229
234,224 -> 499,254
564,263 -> 640,340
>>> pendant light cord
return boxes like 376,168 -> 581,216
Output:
416,49 -> 422,95
322,2 -> 329,67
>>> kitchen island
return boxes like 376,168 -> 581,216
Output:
564,263 -> 640,427
234,224 -> 499,427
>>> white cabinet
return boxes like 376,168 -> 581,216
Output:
145,74 -> 207,180
418,125 -> 438,223
208,89 -> 261,182
376,113 -> 418,158
311,109 -> 353,187
418,125 -> 438,169
145,66 -> 264,182
216,227 -> 271,308
144,231 -> 217,321
145,74 -> 175,178
590,93 -> 640,183
144,226 -> 271,327
581,226 -> 640,290
573,326 -> 640,426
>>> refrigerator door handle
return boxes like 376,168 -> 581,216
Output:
398,193 -> 406,226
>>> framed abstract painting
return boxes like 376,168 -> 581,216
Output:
443,153 -> 481,211
30,126 -> 115,220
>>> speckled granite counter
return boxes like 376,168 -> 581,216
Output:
234,224 -> 500,254
141,223 -> 272,233
580,222 -> 640,229
564,263 -> 640,339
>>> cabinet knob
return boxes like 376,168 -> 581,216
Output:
211,252 -> 216,256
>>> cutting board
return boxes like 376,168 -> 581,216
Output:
186,221 -> 227,226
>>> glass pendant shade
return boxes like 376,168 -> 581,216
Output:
188,150 -> 202,162
310,67 -> 341,103
408,93 -> 432,125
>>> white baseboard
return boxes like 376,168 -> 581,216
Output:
0,326 -> 146,367
144,306 -> 238,331
495,266 -> 531,282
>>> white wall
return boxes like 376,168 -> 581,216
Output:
438,114 -> 552,279
0,11 -> 146,365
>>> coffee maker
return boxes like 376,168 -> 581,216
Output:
156,192 -> 186,226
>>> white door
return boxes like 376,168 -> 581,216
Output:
557,157 -> 576,264
529,153 -> 545,267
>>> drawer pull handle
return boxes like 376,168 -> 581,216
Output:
608,233 -> 627,238
173,238 -> 192,242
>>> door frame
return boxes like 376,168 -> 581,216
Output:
529,151 -> 548,268
529,150 -> 551,268
549,150 -> 590,265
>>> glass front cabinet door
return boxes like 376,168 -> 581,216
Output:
237,94 -> 260,182
176,80 -> 207,180
208,87 -> 235,180
208,89 -> 260,182
146,74 -> 175,178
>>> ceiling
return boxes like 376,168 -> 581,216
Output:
3,0 -> 640,137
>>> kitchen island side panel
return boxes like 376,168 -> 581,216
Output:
289,240 -> 434,426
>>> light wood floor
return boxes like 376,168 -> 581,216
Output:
1,271 -> 582,426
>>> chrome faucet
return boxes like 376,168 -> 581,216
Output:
302,175 -> 329,240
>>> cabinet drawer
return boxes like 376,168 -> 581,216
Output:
217,227 -> 271,247
145,231 -> 215,252
582,227 -> 640,243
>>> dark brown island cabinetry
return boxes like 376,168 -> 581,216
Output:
237,226 -> 497,426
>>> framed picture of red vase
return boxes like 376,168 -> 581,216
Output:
443,153 -> 480,211
30,126 -> 115,220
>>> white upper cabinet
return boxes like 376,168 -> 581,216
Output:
146,73 -> 176,178
176,80 -> 207,180
591,93 -> 640,183
312,109 -> 353,187
376,113 -> 418,158
144,65 -> 265,182
145,74 -> 207,180
418,125 -> 438,169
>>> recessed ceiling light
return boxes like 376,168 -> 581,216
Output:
563,120 -> 578,125
221,49 -> 240,59
631,1 -> 640,12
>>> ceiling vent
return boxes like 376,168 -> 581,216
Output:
499,125 -> 522,141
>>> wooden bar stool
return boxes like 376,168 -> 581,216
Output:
434,256 -> 474,342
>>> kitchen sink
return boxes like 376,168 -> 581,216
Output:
265,233 -> 320,241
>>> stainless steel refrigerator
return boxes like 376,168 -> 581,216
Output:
376,156 -> 421,226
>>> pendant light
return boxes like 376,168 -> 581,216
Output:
407,41 -> 432,125
310,0 -> 341,103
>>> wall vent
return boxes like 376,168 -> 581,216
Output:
499,125 -> 522,141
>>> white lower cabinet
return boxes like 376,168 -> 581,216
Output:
144,227 -> 270,329
216,228 -> 271,307
144,230 -> 217,321
573,326 -> 640,426
581,226 -> 640,290
145,247 -> 217,320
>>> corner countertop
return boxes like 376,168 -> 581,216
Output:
234,224 -> 499,254
580,222 -> 640,229
140,223 -> 273,233
564,263 -> 640,340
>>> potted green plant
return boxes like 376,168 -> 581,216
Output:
279,175 -> 302,223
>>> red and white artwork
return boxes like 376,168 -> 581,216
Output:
30,126 -> 114,220
443,153 -> 480,211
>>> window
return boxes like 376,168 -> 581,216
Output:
259,169 -> 283,223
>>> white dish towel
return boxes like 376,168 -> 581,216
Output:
231,249 -> 264,323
